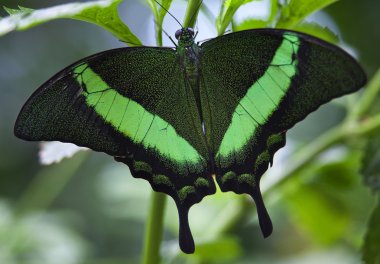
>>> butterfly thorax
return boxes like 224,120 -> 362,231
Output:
175,28 -> 203,120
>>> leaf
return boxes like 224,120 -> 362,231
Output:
356,70 -> 380,264
146,0 -> 173,24
293,22 -> 339,44
0,0 -> 141,46
18,6 -> 35,14
183,0 -> 203,28
4,6 -> 28,15
158,0 -> 173,23
224,0 -> 255,9
268,0 -> 279,23
286,185 -> 350,245
232,0 -> 279,31
284,152 -> 363,245
146,0 -> 174,45
276,0 -> 339,28
3,5 -> 34,15
216,0 -> 261,35
233,18 -> 268,31
359,70 -> 380,193
361,137 -> 380,193
233,0 -> 279,31
362,197 -> 380,264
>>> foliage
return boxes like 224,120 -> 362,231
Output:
0,0 -> 379,264
276,0 -> 339,28
363,197 -> 380,264
0,0 -> 141,45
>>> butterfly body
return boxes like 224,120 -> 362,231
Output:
176,28 -> 204,120
15,28 -> 366,254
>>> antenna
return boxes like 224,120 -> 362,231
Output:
188,0 -> 204,28
153,0 -> 183,28
153,20 -> 177,47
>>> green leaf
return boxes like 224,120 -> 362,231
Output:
284,152 -> 363,245
361,137 -> 380,193
158,0 -> 173,23
224,0 -> 255,8
276,0 -> 339,28
73,0 -> 141,45
0,0 -> 141,46
146,0 -> 173,24
286,185 -> 350,245
146,0 -> 158,22
3,5 -> 35,16
146,0 -> 174,45
362,197 -> 380,264
183,0 -> 202,28
216,0 -> 260,35
293,22 -> 339,44
357,70 -> 380,193
4,6 -> 27,15
268,0 -> 279,23
233,18 -> 268,31
18,6 -> 35,14
232,0 -> 279,31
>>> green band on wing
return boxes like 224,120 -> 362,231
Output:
73,64 -> 203,164
217,33 -> 300,158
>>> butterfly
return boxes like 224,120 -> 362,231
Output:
14,26 -> 366,253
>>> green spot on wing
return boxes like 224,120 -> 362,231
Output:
217,33 -> 300,158
153,174 -> 174,188
133,161 -> 153,174
221,171 -> 237,184
267,133 -> 284,146
178,186 -> 196,202
74,64 -> 203,164
238,173 -> 256,187
254,151 -> 270,174
195,178 -> 209,188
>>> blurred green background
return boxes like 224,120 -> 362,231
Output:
0,0 -> 379,263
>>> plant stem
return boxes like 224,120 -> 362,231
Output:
217,6 -> 238,36
352,113 -> 380,137
142,191 -> 167,264
156,29 -> 163,47
183,0 -> 202,28
350,69 -> 380,119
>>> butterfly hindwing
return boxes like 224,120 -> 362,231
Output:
200,29 -> 366,236
14,47 -> 217,253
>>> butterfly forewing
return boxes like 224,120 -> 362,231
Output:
14,47 -> 217,253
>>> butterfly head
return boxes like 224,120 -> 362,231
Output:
175,27 -> 195,46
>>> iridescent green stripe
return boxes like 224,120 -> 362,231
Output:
73,64 -> 203,164
217,33 -> 300,158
